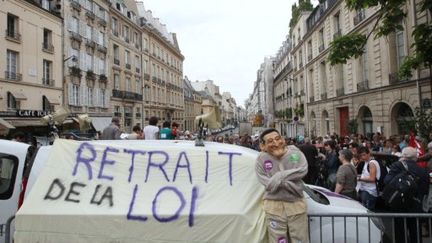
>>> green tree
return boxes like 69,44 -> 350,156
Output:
289,0 -> 314,31
414,107 -> 432,138
328,0 -> 432,79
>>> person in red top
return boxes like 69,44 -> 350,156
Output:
171,122 -> 178,139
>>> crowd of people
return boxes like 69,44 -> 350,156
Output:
253,129 -> 432,243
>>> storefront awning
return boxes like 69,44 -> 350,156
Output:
91,117 -> 112,132
10,91 -> 27,100
47,96 -> 60,105
7,119 -> 45,127
0,118 -> 15,129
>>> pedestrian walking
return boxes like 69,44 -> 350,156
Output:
100,117 -> 121,140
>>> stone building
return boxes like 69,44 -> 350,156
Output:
0,0 -> 63,136
137,2 -> 185,130
274,0 -> 431,138
183,76 -> 202,133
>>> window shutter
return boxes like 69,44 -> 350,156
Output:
79,21 -> 86,37
94,88 -> 100,107
80,51 -> 86,70
104,89 -> 110,108
68,83 -> 74,105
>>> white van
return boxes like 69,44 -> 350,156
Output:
0,140 -> 29,243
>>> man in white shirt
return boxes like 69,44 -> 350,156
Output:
357,146 -> 381,210
143,116 -> 159,140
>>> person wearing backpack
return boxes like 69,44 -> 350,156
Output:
357,146 -> 381,210
383,147 -> 429,243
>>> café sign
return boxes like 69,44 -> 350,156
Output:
16,110 -> 50,117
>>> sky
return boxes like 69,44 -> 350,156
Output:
140,0 -> 300,107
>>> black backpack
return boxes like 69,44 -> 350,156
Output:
381,161 -> 420,210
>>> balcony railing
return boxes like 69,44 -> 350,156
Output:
319,44 -> 325,53
309,96 -> 315,102
42,42 -> 54,53
86,11 -> 95,20
70,0 -> 81,11
321,92 -> 327,100
357,80 -> 369,92
42,78 -> 55,86
114,58 -> 120,65
125,113 -> 132,118
114,112 -> 122,117
85,39 -> 96,48
353,10 -> 365,26
113,30 -> 119,37
98,19 -> 107,27
144,73 -> 150,80
70,31 -> 82,42
152,76 -> 157,82
5,29 -> 21,42
308,54 -> 312,61
136,113 -> 141,118
135,43 -> 140,49
333,29 -> 342,39
136,67 -> 140,73
125,63 -> 131,69
112,89 -> 122,98
336,87 -> 344,97
97,44 -> 107,53
389,73 -> 400,84
5,71 -> 22,81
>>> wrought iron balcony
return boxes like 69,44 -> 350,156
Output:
308,54 -> 312,61
112,89 -> 122,98
98,18 -> 107,27
42,42 -> 54,53
135,113 -> 141,118
309,96 -> 315,102
333,29 -> 342,39
319,44 -> 325,53
42,78 -> 55,86
70,0 -> 81,11
70,31 -> 82,42
125,63 -> 131,69
353,11 -> 365,26
357,80 -> 369,92
321,92 -> 327,100
114,58 -> 120,65
389,73 -> 399,84
114,112 -> 122,117
136,67 -> 140,73
97,44 -> 107,53
5,71 -> 22,81
336,87 -> 345,97
85,39 -> 96,48
144,73 -> 150,80
5,29 -> 21,42
86,11 -> 95,20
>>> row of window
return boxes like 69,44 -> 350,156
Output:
69,17 -> 107,47
68,83 -> 109,108
5,49 -> 54,84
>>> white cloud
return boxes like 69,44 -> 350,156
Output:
139,0 -> 297,106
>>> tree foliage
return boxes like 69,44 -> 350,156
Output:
414,107 -> 432,139
328,0 -> 432,79
289,0 -> 314,31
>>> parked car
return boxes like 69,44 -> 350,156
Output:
2,139 -> 382,243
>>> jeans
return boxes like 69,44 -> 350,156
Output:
359,190 -> 377,210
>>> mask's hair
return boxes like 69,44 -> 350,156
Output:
259,128 -> 279,144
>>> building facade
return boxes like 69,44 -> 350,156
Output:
63,0 -> 111,132
0,0 -> 63,136
137,2 -> 185,130
109,0 -> 142,132
287,0 -> 431,138
183,77 -> 202,133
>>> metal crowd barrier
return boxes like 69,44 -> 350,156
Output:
308,212 -> 432,243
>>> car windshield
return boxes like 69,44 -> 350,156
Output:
303,184 -> 330,205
